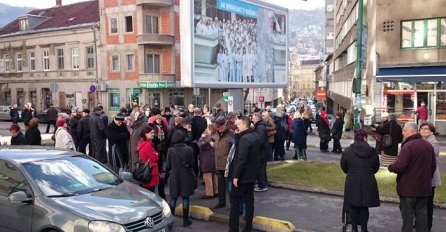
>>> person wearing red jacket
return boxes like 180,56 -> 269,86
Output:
137,125 -> 160,192
414,101 -> 428,125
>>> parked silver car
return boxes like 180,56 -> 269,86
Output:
0,147 -> 174,232
0,105 -> 22,121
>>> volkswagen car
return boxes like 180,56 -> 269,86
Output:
0,147 -> 173,232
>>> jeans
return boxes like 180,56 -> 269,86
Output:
229,182 -> 255,232
216,170 -> 227,206
169,197 -> 189,212
399,197 -> 428,232
265,143 -> 273,162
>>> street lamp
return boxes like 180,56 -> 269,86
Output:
353,0 -> 364,130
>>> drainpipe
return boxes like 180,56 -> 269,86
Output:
92,22 -> 100,107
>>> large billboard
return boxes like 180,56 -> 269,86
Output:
181,0 -> 288,88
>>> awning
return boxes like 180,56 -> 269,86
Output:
376,66 -> 446,82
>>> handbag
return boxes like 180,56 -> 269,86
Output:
132,159 -> 152,183
381,123 -> 393,148
172,148 -> 197,189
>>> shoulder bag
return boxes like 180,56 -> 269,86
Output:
132,158 -> 152,183
381,123 -> 393,148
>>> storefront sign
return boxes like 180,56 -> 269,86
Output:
139,82 -> 175,89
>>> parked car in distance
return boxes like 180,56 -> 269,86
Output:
0,105 -> 22,121
0,147 -> 174,232
36,107 -> 70,123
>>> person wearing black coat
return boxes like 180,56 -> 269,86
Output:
25,118 -> 41,145
104,114 -> 130,170
331,112 -> 345,153
341,129 -> 380,232
89,107 -> 107,163
291,112 -> 308,160
77,109 -> 91,155
21,103 -> 35,130
371,113 -> 403,166
191,109 -> 208,175
252,113 -> 268,191
273,110 -> 288,160
316,109 -> 331,152
228,116 -> 261,232
9,103 -> 20,124
10,124 -> 27,145
166,129 -> 196,227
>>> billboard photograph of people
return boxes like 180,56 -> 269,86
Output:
191,0 -> 287,87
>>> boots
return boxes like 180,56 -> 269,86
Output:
293,150 -> 298,160
302,149 -> 307,161
183,208 -> 192,227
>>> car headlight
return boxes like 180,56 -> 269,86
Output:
162,199 -> 172,217
89,221 -> 126,232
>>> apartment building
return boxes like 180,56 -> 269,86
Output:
289,57 -> 319,100
0,0 -> 100,111
324,0 -> 335,54
367,0 -> 446,134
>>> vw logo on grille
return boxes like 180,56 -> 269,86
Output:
144,216 -> 155,228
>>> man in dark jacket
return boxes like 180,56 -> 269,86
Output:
191,108 -> 208,175
331,112 -> 344,153
388,122 -> 436,232
316,108 -> 330,152
251,112 -> 268,192
213,116 -> 234,209
21,102 -> 35,130
105,113 -> 130,171
273,110 -> 288,160
77,109 -> 91,155
69,109 -> 81,150
228,116 -> 260,232
46,104 -> 58,134
89,107 -> 107,163
9,103 -> 20,124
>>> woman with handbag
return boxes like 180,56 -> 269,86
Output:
197,124 -> 218,199
137,125 -> 160,192
165,129 -> 196,227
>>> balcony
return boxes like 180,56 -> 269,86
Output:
139,73 -> 175,82
136,0 -> 173,7
137,34 -> 174,45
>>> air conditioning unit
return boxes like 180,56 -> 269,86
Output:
97,83 -> 107,92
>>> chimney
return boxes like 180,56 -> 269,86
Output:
56,0 -> 62,7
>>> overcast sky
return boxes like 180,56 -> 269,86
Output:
0,0 -> 324,10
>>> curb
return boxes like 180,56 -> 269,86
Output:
175,204 -> 296,232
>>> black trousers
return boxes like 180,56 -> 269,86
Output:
348,205 -> 369,232
427,187 -> 436,231
216,170 -> 227,206
229,182 -> 255,232
319,139 -> 329,151
78,137 -> 91,156
274,139 -> 285,160
332,139 -> 342,152
256,158 -> 268,188
399,197 -> 428,232
91,137 -> 107,163
46,120 -> 56,133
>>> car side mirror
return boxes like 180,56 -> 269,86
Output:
120,171 -> 133,181
9,191 -> 32,204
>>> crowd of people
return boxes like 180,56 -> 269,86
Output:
4,100 -> 441,232
196,16 -> 260,83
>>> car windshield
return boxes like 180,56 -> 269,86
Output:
22,156 -> 121,197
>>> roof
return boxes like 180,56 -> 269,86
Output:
0,146 -> 75,163
0,0 -> 99,36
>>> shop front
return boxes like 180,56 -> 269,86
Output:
376,66 -> 446,134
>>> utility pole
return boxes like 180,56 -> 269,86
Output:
353,0 -> 364,130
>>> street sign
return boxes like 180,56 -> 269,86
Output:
223,92 -> 229,102
49,82 -> 59,93
89,85 -> 96,92
258,96 -> 264,103
316,89 -> 326,100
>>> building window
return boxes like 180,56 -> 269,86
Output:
110,17 -> 118,34
109,88 -> 120,110
43,50 -> 50,71
4,54 -> 10,72
29,52 -> 35,71
145,15 -> 159,34
126,54 -> 134,71
125,16 -> 133,33
111,55 -> 120,71
71,48 -> 79,70
19,18 -> 29,31
86,46 -> 95,69
57,49 -> 64,70
401,18 -> 446,48
146,54 -> 160,73
16,53 -> 22,72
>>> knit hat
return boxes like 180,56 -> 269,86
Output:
56,119 -> 66,127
